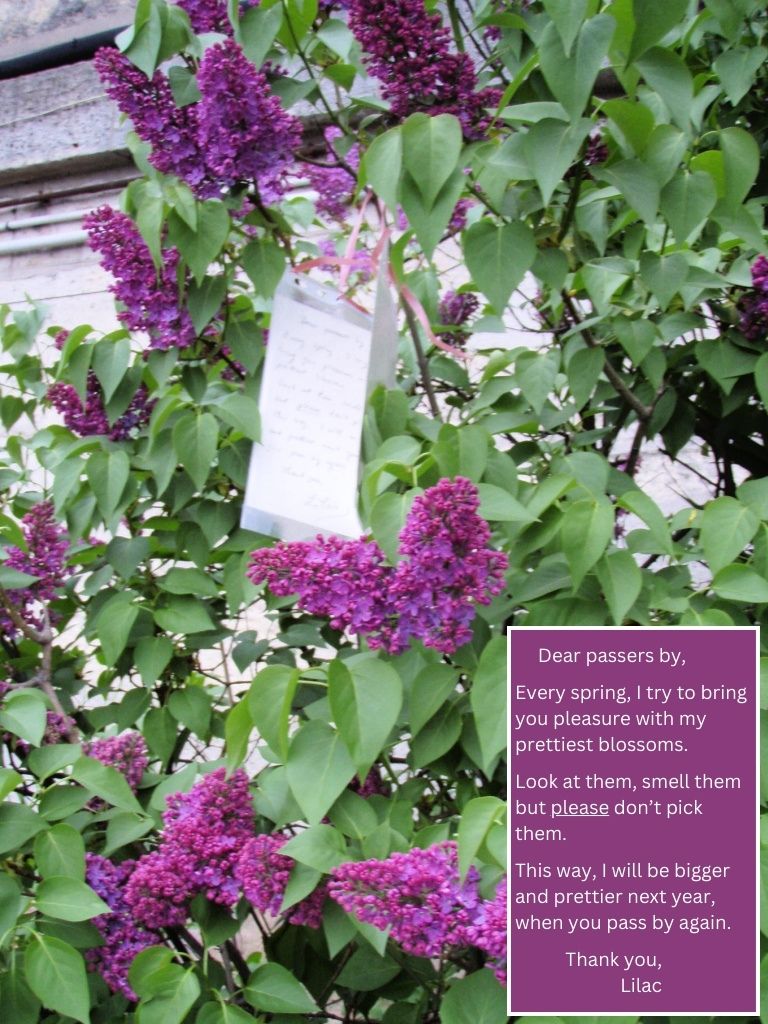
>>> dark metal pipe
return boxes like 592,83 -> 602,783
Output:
0,27 -> 127,82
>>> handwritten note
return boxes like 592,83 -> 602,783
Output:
241,272 -> 397,540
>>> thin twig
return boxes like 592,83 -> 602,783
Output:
402,304 -> 441,420
561,293 -> 652,422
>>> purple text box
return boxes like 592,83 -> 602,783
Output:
508,626 -> 758,1016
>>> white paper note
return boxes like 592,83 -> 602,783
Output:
241,268 -> 398,540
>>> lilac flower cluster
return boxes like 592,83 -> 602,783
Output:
93,48 -> 213,197
347,0 -> 501,138
85,854 -> 159,1000
235,834 -> 328,927
125,768 -> 253,928
438,290 -> 480,348
306,128 -> 360,220
248,477 -> 507,655
349,767 -> 389,798
465,876 -> 507,985
94,42 -> 301,201
173,0 -> 260,34
197,42 -> 302,198
329,841 -> 481,957
1,502 -> 70,640
83,206 -> 196,351
43,712 -> 76,744
740,255 -> 768,341
84,732 -> 149,792
48,375 -> 154,440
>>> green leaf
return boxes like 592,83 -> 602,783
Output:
639,252 -> 688,310
635,47 -> 693,129
25,933 -> 90,1024
71,755 -> 143,813
0,804 -> 46,855
92,337 -> 131,403
328,656 -> 403,777
699,496 -> 759,575
103,812 -> 154,856
457,796 -> 505,880
281,824 -> 347,872
0,767 -> 21,800
36,876 -> 110,922
188,276 -> 227,333
568,346 -> 604,408
516,351 -> 559,414
477,483 -> 535,523
336,944 -> 401,991
172,201 -> 230,284
154,595 -> 216,634
197,1003 -> 256,1024
0,959 -> 39,1024
107,536 -> 150,579
660,170 -> 717,243
0,690 -> 47,747
168,687 -> 211,737
34,824 -> 85,880
400,167 -> 465,258
542,0 -> 589,56
603,99 -> 655,155
432,424 -> 489,481
286,720 -> 355,825
628,0 -> 688,60
440,967 -> 506,1024
0,565 -> 39,588
595,550 -> 642,624
411,703 -> 462,766
463,220 -> 536,312
215,392 -> 261,441
94,590 -> 139,664
172,412 -> 218,490
360,127 -> 402,215
714,46 -> 767,105
720,126 -> 760,208
135,635 -> 174,685
245,962 -> 320,1014
87,449 -> 130,522
240,2 -> 283,66
247,665 -> 300,761
242,238 -> 286,298
470,637 -> 507,774
225,699 -> 253,771
601,159 -> 660,225
369,489 -> 414,563
409,664 -> 460,736
539,14 -> 615,120
136,965 -> 201,1024
0,872 -> 23,941
712,564 -> 768,604
523,118 -> 592,204
617,489 -> 671,552
401,113 -> 463,208
561,497 -> 614,588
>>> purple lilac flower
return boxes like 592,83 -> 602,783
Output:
349,767 -> 389,798
85,854 -> 159,1000
84,206 -> 196,351
437,290 -> 480,348
347,0 -> 501,139
465,876 -> 507,985
125,768 -> 253,928
43,712 -> 77,745
93,49 -> 215,198
306,128 -> 360,220
740,255 -> 768,341
1,502 -> 70,640
174,0 -> 260,33
235,834 -> 327,927
196,41 -> 302,197
585,132 -> 609,167
47,375 -> 155,440
84,732 -> 149,792
329,841 -> 480,958
448,198 -> 473,234
384,477 -> 508,653
248,478 -> 507,655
